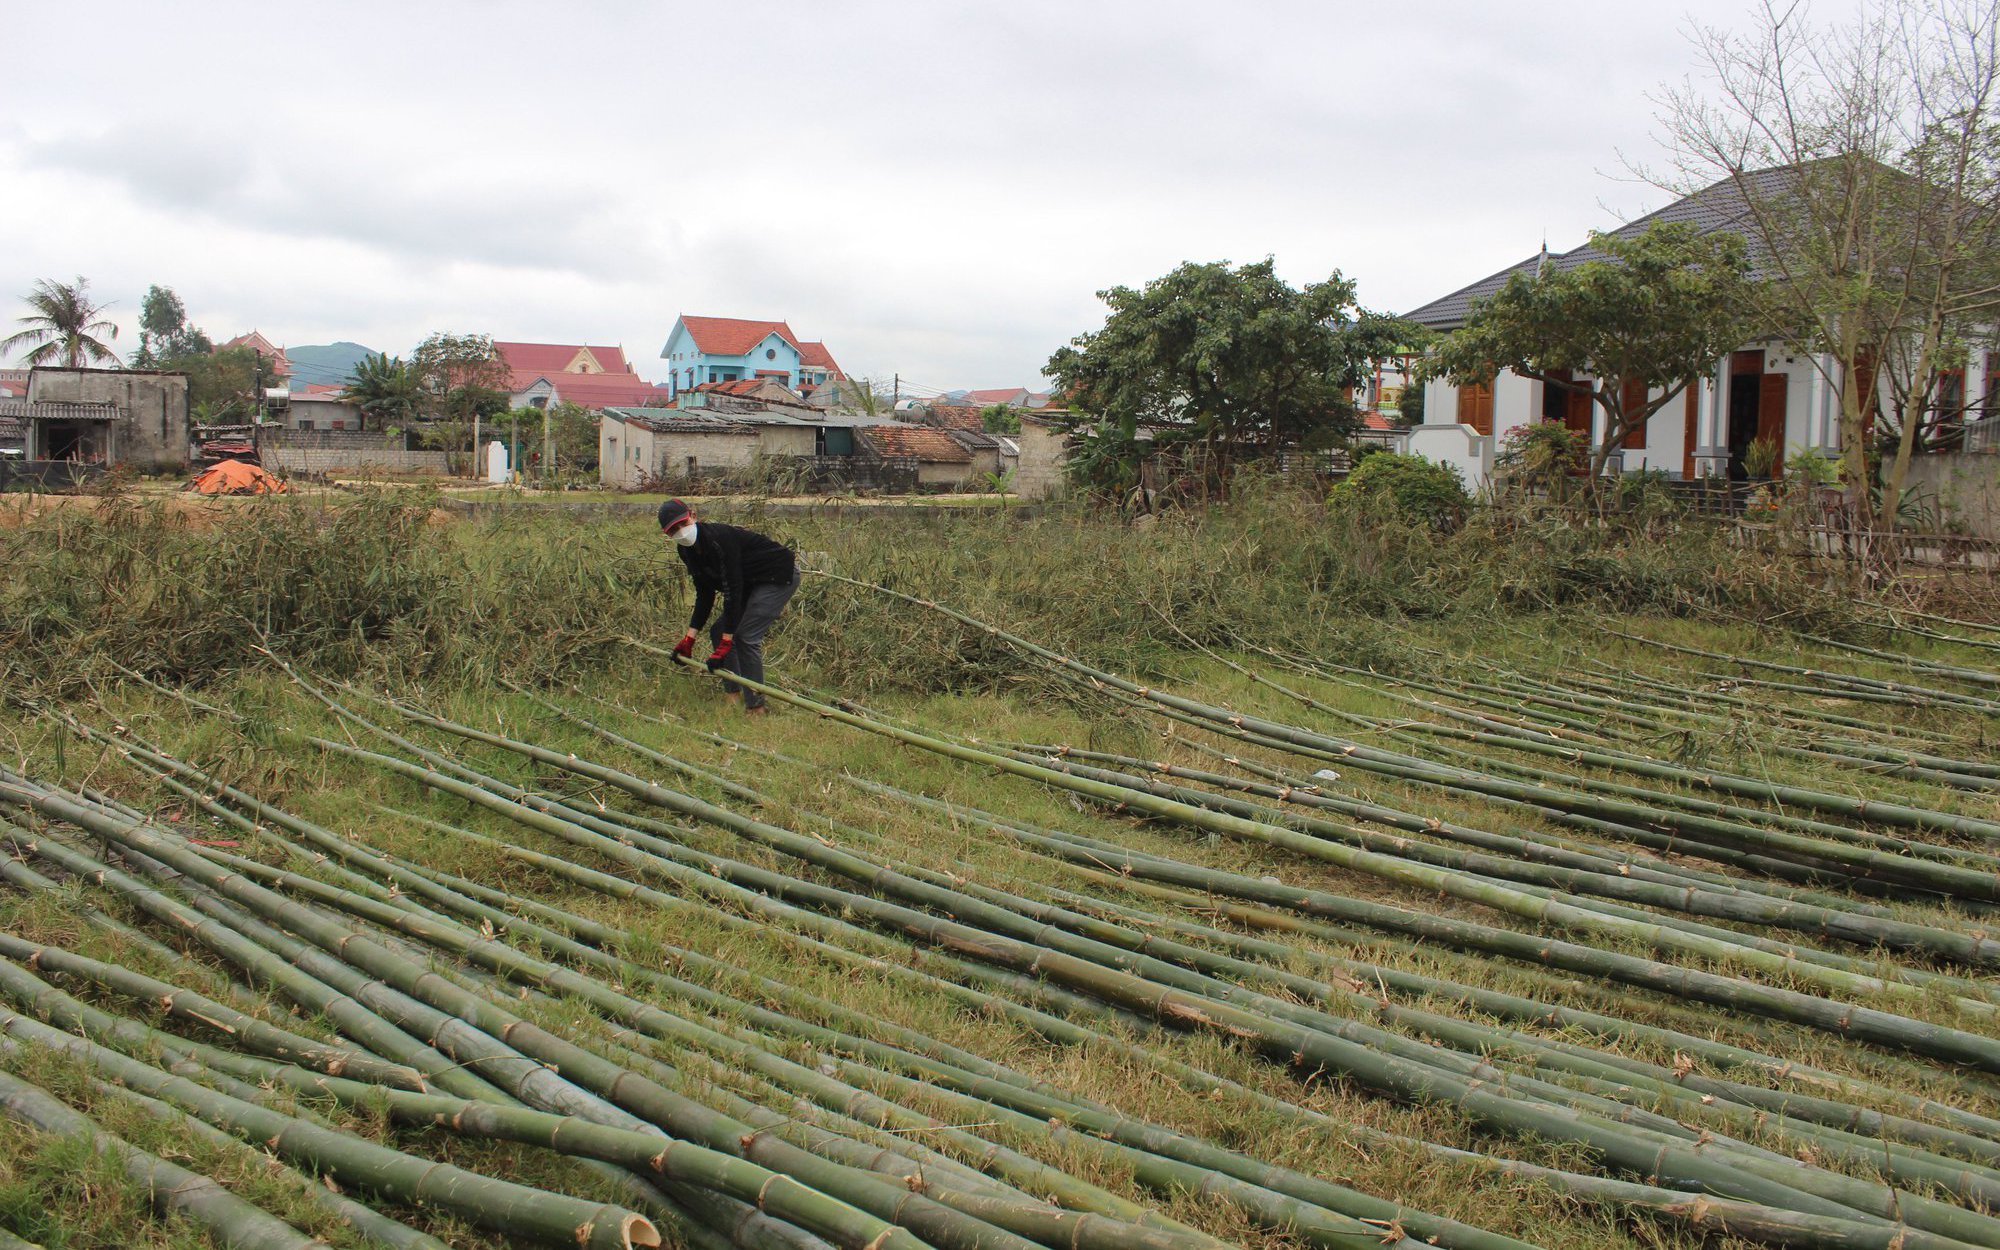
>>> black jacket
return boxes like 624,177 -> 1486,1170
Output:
677,521 -> 796,635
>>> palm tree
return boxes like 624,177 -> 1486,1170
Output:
1,277 -> 120,368
342,352 -> 421,432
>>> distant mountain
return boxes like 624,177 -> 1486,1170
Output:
285,342 -> 378,387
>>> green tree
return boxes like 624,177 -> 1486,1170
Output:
1655,0 -> 2000,529
342,352 -> 421,432
980,403 -> 1022,435
539,400 -> 601,473
172,346 -> 264,421
131,285 -> 211,367
1433,223 -> 1756,479
2,276 -> 119,368
1047,259 -> 1415,490
410,332 -> 511,465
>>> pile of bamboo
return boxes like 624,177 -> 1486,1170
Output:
3,596 -> 1999,1249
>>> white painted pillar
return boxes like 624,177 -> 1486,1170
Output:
1694,362 -> 1725,477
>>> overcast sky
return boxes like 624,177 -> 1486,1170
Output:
1,0 -> 1772,392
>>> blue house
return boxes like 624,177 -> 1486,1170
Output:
658,316 -> 845,398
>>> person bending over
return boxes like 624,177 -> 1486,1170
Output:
659,499 -> 799,714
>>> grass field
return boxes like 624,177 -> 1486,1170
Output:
2,488 -> 1997,1250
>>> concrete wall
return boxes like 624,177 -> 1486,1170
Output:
1909,453 -> 2000,539
263,428 -> 447,476
288,395 -> 366,430
28,368 -> 191,469
1405,423 -> 1490,492
915,460 -> 973,488
1013,420 -> 1068,499
600,419 -> 657,488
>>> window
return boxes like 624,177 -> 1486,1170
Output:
298,420 -> 315,431
331,420 -> 347,431
766,348 -> 777,360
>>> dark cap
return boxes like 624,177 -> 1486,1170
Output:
657,499 -> 691,530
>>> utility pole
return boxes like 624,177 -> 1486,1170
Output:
542,404 -> 553,485
892,373 -> 900,406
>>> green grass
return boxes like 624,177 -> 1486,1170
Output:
1,488 -> 1996,1249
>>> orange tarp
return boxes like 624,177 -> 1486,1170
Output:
189,460 -> 289,496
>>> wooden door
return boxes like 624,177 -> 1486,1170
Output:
1621,378 -> 1649,450
1457,380 -> 1494,435
1682,384 -> 1698,479
1758,372 -> 1788,476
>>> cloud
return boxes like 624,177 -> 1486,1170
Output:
0,0 -> 1764,386
21,124 -> 679,281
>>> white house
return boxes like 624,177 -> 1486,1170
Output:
1403,169 -> 1974,491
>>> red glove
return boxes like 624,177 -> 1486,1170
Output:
670,635 -> 695,660
705,639 -> 735,673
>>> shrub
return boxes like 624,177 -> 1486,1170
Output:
1495,423 -> 1585,497
1329,452 -> 1470,530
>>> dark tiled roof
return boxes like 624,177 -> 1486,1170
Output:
1405,166 -> 1797,330
946,429 -> 1002,451
603,407 -> 753,435
922,404 -> 986,432
0,399 -> 122,422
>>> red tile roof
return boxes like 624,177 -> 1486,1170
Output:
1361,412 -> 1397,431
221,331 -> 290,375
679,316 -> 801,357
863,425 -> 973,464
797,340 -> 843,375
495,342 -> 633,375
529,374 -> 670,410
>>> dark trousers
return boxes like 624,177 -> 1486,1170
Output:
709,569 -> 800,709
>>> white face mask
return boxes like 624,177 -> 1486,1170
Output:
672,521 -> 698,547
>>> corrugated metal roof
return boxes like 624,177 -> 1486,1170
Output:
1404,166 -> 1796,331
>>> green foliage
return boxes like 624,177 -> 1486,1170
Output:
2,277 -> 119,369
1048,257 -> 1421,488
410,332 -> 510,458
165,346 -> 263,422
1495,422 -> 1587,497
131,285 -> 211,368
1434,223 -> 1755,475
411,332 -> 509,422
1397,377 -> 1425,424
980,404 -> 1022,435
1329,452 -> 1471,531
0,492 -> 676,694
1786,445 -> 1844,488
342,352 -> 421,431
539,400 -> 601,473
1743,435 -> 1780,479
